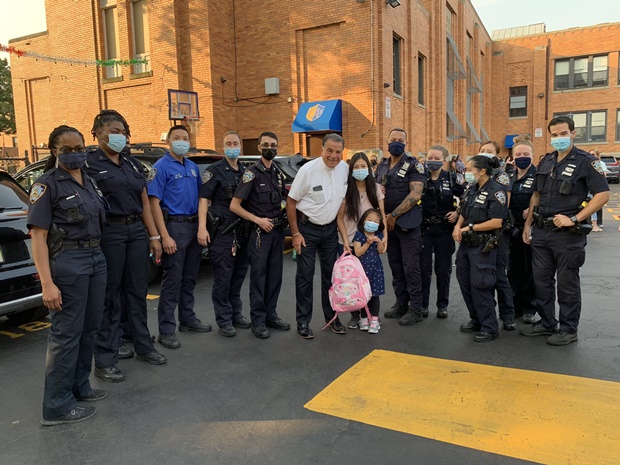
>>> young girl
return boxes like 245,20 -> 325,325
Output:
353,208 -> 386,333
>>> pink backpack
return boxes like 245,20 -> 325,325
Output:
323,252 -> 372,330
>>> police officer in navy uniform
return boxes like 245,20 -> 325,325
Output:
197,131 -> 251,337
148,125 -> 212,350
521,115 -> 609,345
478,141 -> 517,331
85,110 -> 167,384
454,155 -> 507,342
375,128 -> 426,325
420,145 -> 463,319
230,132 -> 291,339
29,126 -> 107,425
507,135 -> 538,323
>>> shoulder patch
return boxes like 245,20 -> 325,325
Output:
190,168 -> 197,178
416,163 -> 425,175
494,191 -> 506,206
455,173 -> 464,185
591,160 -> 605,176
242,170 -> 255,184
495,173 -> 510,186
29,183 -> 47,204
146,167 -> 156,183
202,170 -> 213,184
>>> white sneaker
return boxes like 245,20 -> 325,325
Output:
359,318 -> 369,331
368,319 -> 380,334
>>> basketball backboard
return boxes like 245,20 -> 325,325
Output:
168,90 -> 199,120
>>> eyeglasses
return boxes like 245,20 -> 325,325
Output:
56,146 -> 86,155
260,143 -> 278,149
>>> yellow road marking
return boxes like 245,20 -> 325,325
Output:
305,350 -> 620,465
146,294 -> 159,300
613,215 -> 620,221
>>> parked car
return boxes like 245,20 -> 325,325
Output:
0,171 -> 48,324
600,156 -> 619,183
238,154 -> 314,189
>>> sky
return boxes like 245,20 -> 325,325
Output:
0,0 -> 618,60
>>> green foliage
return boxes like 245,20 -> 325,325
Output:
0,58 -> 16,134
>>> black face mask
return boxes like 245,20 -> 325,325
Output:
262,148 -> 277,161
371,160 -> 377,167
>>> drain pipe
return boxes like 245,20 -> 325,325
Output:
361,0 -> 375,138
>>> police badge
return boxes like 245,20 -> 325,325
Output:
591,160 -> 605,176
496,173 -> 510,186
494,191 -> 506,206
146,168 -> 157,183
202,170 -> 213,184
416,163 -> 425,174
29,183 -> 47,204
242,170 -> 255,183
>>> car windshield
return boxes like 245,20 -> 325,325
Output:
0,178 -> 29,210
601,157 -> 616,163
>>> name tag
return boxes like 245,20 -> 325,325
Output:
523,179 -> 533,189
475,193 -> 487,204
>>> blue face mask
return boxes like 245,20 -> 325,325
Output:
464,172 -> 476,185
352,169 -> 369,181
550,136 -> 571,152
224,147 -> 241,159
388,141 -> 406,157
171,140 -> 190,156
514,157 -> 532,170
426,161 -> 444,172
104,133 -> 127,154
364,221 -> 379,233
58,152 -> 87,170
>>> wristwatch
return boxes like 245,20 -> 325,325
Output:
391,212 -> 398,218
468,223 -> 474,231
569,216 -> 579,225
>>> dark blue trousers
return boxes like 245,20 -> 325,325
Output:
421,224 -> 455,309
456,245 -> 499,334
158,221 -> 202,334
209,231 -> 250,327
495,234 -> 516,322
295,220 -> 338,325
508,233 -> 537,316
43,248 -> 107,420
95,222 -> 154,368
387,225 -> 423,312
531,227 -> 586,333
248,226 -> 283,326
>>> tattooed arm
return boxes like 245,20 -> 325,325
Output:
391,181 -> 424,217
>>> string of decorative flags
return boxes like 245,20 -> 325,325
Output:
0,44 -> 148,67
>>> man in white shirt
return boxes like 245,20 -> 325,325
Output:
286,134 -> 349,339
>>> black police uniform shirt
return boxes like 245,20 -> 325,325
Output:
84,148 -> 146,218
233,160 -> 287,219
533,146 -> 609,217
27,168 -> 106,240
509,164 -> 536,226
460,180 -> 508,225
422,170 -> 464,219
199,159 -> 243,222
375,155 -> 426,228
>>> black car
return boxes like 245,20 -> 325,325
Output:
0,171 -> 48,324
238,154 -> 314,189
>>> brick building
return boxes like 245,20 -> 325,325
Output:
9,0 -> 493,160
490,22 -> 620,158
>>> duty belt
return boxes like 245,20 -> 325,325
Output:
270,217 -> 283,226
424,216 -> 445,225
168,215 -> 198,223
107,214 -> 142,225
62,238 -> 101,249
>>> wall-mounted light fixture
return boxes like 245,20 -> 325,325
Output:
386,0 -> 401,7
384,82 -> 391,88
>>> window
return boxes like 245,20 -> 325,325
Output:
554,110 -> 607,143
131,0 -> 150,74
554,55 -> 608,90
101,0 -> 120,79
446,4 -> 455,36
393,36 -> 402,96
418,54 -> 425,105
446,39 -> 466,141
509,86 -> 527,117
616,110 -> 620,141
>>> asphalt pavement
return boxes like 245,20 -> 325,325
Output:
1,186 -> 620,465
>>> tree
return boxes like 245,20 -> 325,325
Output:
0,58 -> 16,134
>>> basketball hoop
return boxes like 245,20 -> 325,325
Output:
183,116 -> 203,135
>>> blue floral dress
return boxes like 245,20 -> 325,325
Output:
353,231 -> 385,297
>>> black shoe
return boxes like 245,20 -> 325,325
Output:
399,310 -> 423,326
329,320 -> 347,334
437,307 -> 448,319
158,333 -> 181,349
76,389 -> 108,402
232,316 -> 251,329
94,365 -> 125,383
384,302 -> 408,319
474,331 -> 500,343
251,325 -> 270,339
346,314 -> 360,329
218,323 -> 237,337
117,343 -> 134,359
179,319 -> 212,332
421,307 -> 429,318
41,406 -> 97,426
297,323 -> 314,339
519,323 -> 555,337
503,320 -> 517,331
266,318 -> 291,331
460,321 -> 481,333
136,350 -> 168,365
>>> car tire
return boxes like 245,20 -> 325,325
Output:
6,306 -> 49,325
147,259 -> 161,283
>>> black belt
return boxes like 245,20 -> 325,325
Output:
168,215 -> 198,223
63,238 -> 101,249
270,217 -> 283,226
107,214 -> 142,225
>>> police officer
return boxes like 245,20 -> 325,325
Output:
148,125 -> 212,349
521,115 -> 609,345
420,145 -> 463,319
197,131 -> 251,337
454,155 -> 507,342
507,135 -> 537,323
85,110 -> 167,383
29,126 -> 107,425
478,140 -> 516,330
375,128 -> 426,325
229,132 -> 291,339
